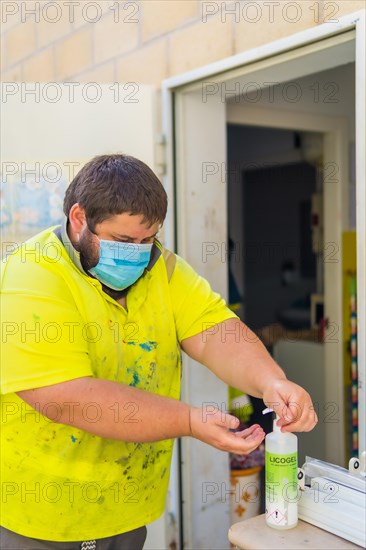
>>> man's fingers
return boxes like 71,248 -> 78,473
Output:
276,401 -> 318,432
191,407 -> 266,453
281,411 -> 318,433
217,411 -> 240,430
227,427 -> 265,453
233,424 -> 262,438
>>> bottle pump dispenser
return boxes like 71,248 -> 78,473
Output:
263,408 -> 298,529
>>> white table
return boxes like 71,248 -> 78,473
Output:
228,514 -> 363,549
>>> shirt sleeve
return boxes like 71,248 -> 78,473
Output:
168,254 -> 238,343
1,255 -> 93,395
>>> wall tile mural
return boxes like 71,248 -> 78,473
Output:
1,161 -> 84,249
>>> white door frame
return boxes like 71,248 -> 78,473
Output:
226,104 -> 349,465
162,9 -> 365,550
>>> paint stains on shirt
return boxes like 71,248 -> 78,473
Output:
127,341 -> 157,352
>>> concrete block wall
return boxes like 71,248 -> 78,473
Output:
1,1 -> 365,86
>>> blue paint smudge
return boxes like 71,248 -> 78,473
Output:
126,341 -> 157,351
139,341 -> 157,351
129,372 -> 140,387
70,435 -> 77,443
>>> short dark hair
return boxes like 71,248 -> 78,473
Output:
63,154 -> 167,231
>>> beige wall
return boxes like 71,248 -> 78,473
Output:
1,1 -> 365,86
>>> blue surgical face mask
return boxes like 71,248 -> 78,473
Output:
89,239 -> 153,291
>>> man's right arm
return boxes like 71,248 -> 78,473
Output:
17,376 -> 265,453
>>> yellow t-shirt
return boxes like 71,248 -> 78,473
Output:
0,225 -> 237,541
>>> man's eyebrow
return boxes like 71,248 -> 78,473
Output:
113,232 -> 158,240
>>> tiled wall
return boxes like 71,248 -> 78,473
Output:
1,1 -> 365,86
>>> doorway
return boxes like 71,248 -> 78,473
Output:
227,124 -> 326,466
225,58 -> 356,468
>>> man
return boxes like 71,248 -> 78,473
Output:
1,154 -> 317,549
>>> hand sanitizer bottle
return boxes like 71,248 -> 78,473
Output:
263,409 -> 298,529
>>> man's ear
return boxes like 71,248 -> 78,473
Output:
68,203 -> 87,236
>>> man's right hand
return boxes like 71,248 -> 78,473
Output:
189,406 -> 265,454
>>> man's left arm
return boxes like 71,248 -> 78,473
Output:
181,318 -> 318,433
